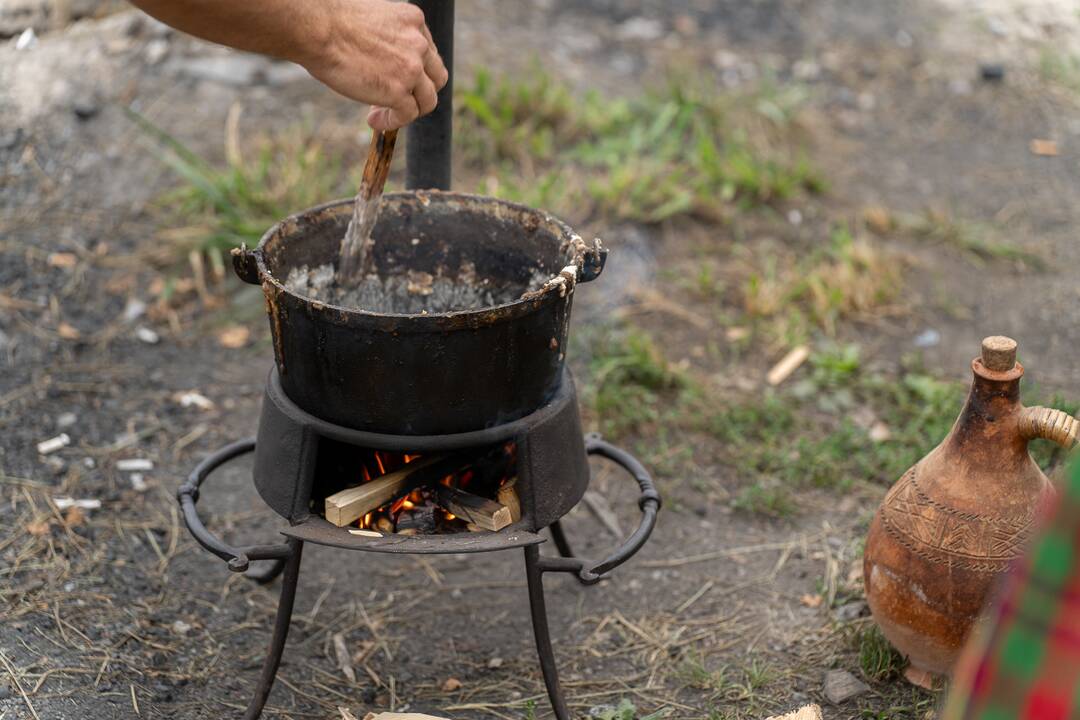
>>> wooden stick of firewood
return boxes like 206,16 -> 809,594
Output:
325,455 -> 445,527
496,477 -> 522,523
338,128 -> 399,282
434,485 -> 512,532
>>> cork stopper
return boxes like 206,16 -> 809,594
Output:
981,336 -> 1018,372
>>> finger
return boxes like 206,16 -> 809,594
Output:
369,94 -> 422,131
423,47 -> 449,91
413,76 -> 438,116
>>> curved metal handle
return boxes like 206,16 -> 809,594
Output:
538,434 -> 661,584
177,438 -> 294,572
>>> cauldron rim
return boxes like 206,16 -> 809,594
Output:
247,191 -> 599,330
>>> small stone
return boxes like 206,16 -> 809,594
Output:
0,684 -> 11,700
487,657 -> 504,669
130,473 -> 149,492
15,28 -> 36,51
135,326 -> 160,344
72,93 -> 100,120
833,600 -> 868,622
615,17 -> 664,41
986,17 -> 1008,37
980,63 -> 1005,82
123,298 -> 147,322
823,669 -> 870,704
914,328 -> 941,348
144,38 -> 169,65
441,677 -> 462,692
171,620 -> 192,636
869,422 -> 892,443
175,54 -> 270,86
787,209 -> 803,226
56,412 -> 77,429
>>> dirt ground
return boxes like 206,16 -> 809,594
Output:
2,0 -> 1080,719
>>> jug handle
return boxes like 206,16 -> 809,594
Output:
1020,406 -> 1080,449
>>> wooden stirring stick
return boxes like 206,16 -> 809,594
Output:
338,128 -> 399,281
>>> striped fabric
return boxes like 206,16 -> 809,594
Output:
944,459 -> 1080,720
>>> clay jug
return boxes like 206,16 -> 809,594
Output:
863,336 -> 1077,685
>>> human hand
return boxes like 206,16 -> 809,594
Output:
303,0 -> 448,130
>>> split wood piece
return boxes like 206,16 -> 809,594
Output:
765,704 -> 823,720
497,477 -> 522,523
338,128 -> 399,281
325,455 -> 446,527
767,345 -> 810,386
331,632 -> 355,683
434,485 -> 512,532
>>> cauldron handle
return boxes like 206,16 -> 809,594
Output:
231,245 -> 261,285
535,433 -> 661,585
177,438 -> 294,575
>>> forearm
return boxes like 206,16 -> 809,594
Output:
127,0 -> 332,67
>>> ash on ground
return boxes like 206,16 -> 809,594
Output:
285,262 -> 551,314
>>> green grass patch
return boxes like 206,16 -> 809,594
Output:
857,624 -> 906,681
1039,48 -> 1080,95
127,108 -> 352,256
586,327 -> 694,437
905,209 -> 1044,269
742,225 -> 902,343
458,68 -> 823,222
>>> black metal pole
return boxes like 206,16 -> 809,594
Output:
406,0 -> 454,190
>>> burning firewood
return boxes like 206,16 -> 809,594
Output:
497,477 -> 521,523
434,484 -> 512,532
325,455 -> 448,527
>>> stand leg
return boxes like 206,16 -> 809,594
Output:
549,520 -> 574,559
524,545 -> 570,720
244,538 -> 304,720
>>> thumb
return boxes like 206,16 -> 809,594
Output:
367,106 -> 393,131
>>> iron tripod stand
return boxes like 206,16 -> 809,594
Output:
178,437 -> 661,720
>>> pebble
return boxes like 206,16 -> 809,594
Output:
72,93 -> 100,120
130,473 -> 149,492
144,37 -> 169,65
615,17 -> 664,42
914,328 -> 941,348
175,54 -> 270,86
135,326 -> 160,344
56,411 -> 77,429
487,657 -> 504,669
833,600 -> 868,622
0,684 -> 11,699
980,63 -> 1006,82
15,27 -> 37,50
171,620 -> 192,636
123,297 -> 147,322
823,669 -> 870,704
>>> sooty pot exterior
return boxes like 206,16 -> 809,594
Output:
232,192 -> 606,435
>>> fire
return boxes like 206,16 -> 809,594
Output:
344,443 -> 518,534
